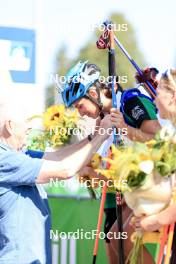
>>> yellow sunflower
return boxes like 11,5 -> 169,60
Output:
64,108 -> 78,124
43,105 -> 65,130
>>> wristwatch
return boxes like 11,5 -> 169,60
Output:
87,134 -> 93,141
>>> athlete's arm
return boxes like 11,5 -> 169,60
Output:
110,109 -> 161,142
127,120 -> 161,142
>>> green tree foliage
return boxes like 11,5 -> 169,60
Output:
46,13 -> 146,106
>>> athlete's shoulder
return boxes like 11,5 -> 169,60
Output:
121,86 -> 155,109
120,87 -> 157,128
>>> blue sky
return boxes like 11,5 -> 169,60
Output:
0,0 -> 176,85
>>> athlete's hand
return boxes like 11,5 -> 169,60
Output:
132,203 -> 176,232
110,108 -> 127,129
131,215 -> 161,232
99,114 -> 113,137
135,67 -> 159,84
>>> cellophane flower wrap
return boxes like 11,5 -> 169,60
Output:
97,125 -> 176,216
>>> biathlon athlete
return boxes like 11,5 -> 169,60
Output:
135,69 -> 176,264
62,61 -> 161,264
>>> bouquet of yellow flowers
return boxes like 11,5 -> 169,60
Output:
27,104 -> 80,151
97,125 -> 176,263
97,126 -> 176,214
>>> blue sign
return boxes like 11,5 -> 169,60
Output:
0,27 -> 35,83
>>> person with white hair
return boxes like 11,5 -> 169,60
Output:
0,91 -> 112,264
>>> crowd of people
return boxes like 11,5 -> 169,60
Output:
0,59 -> 176,263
